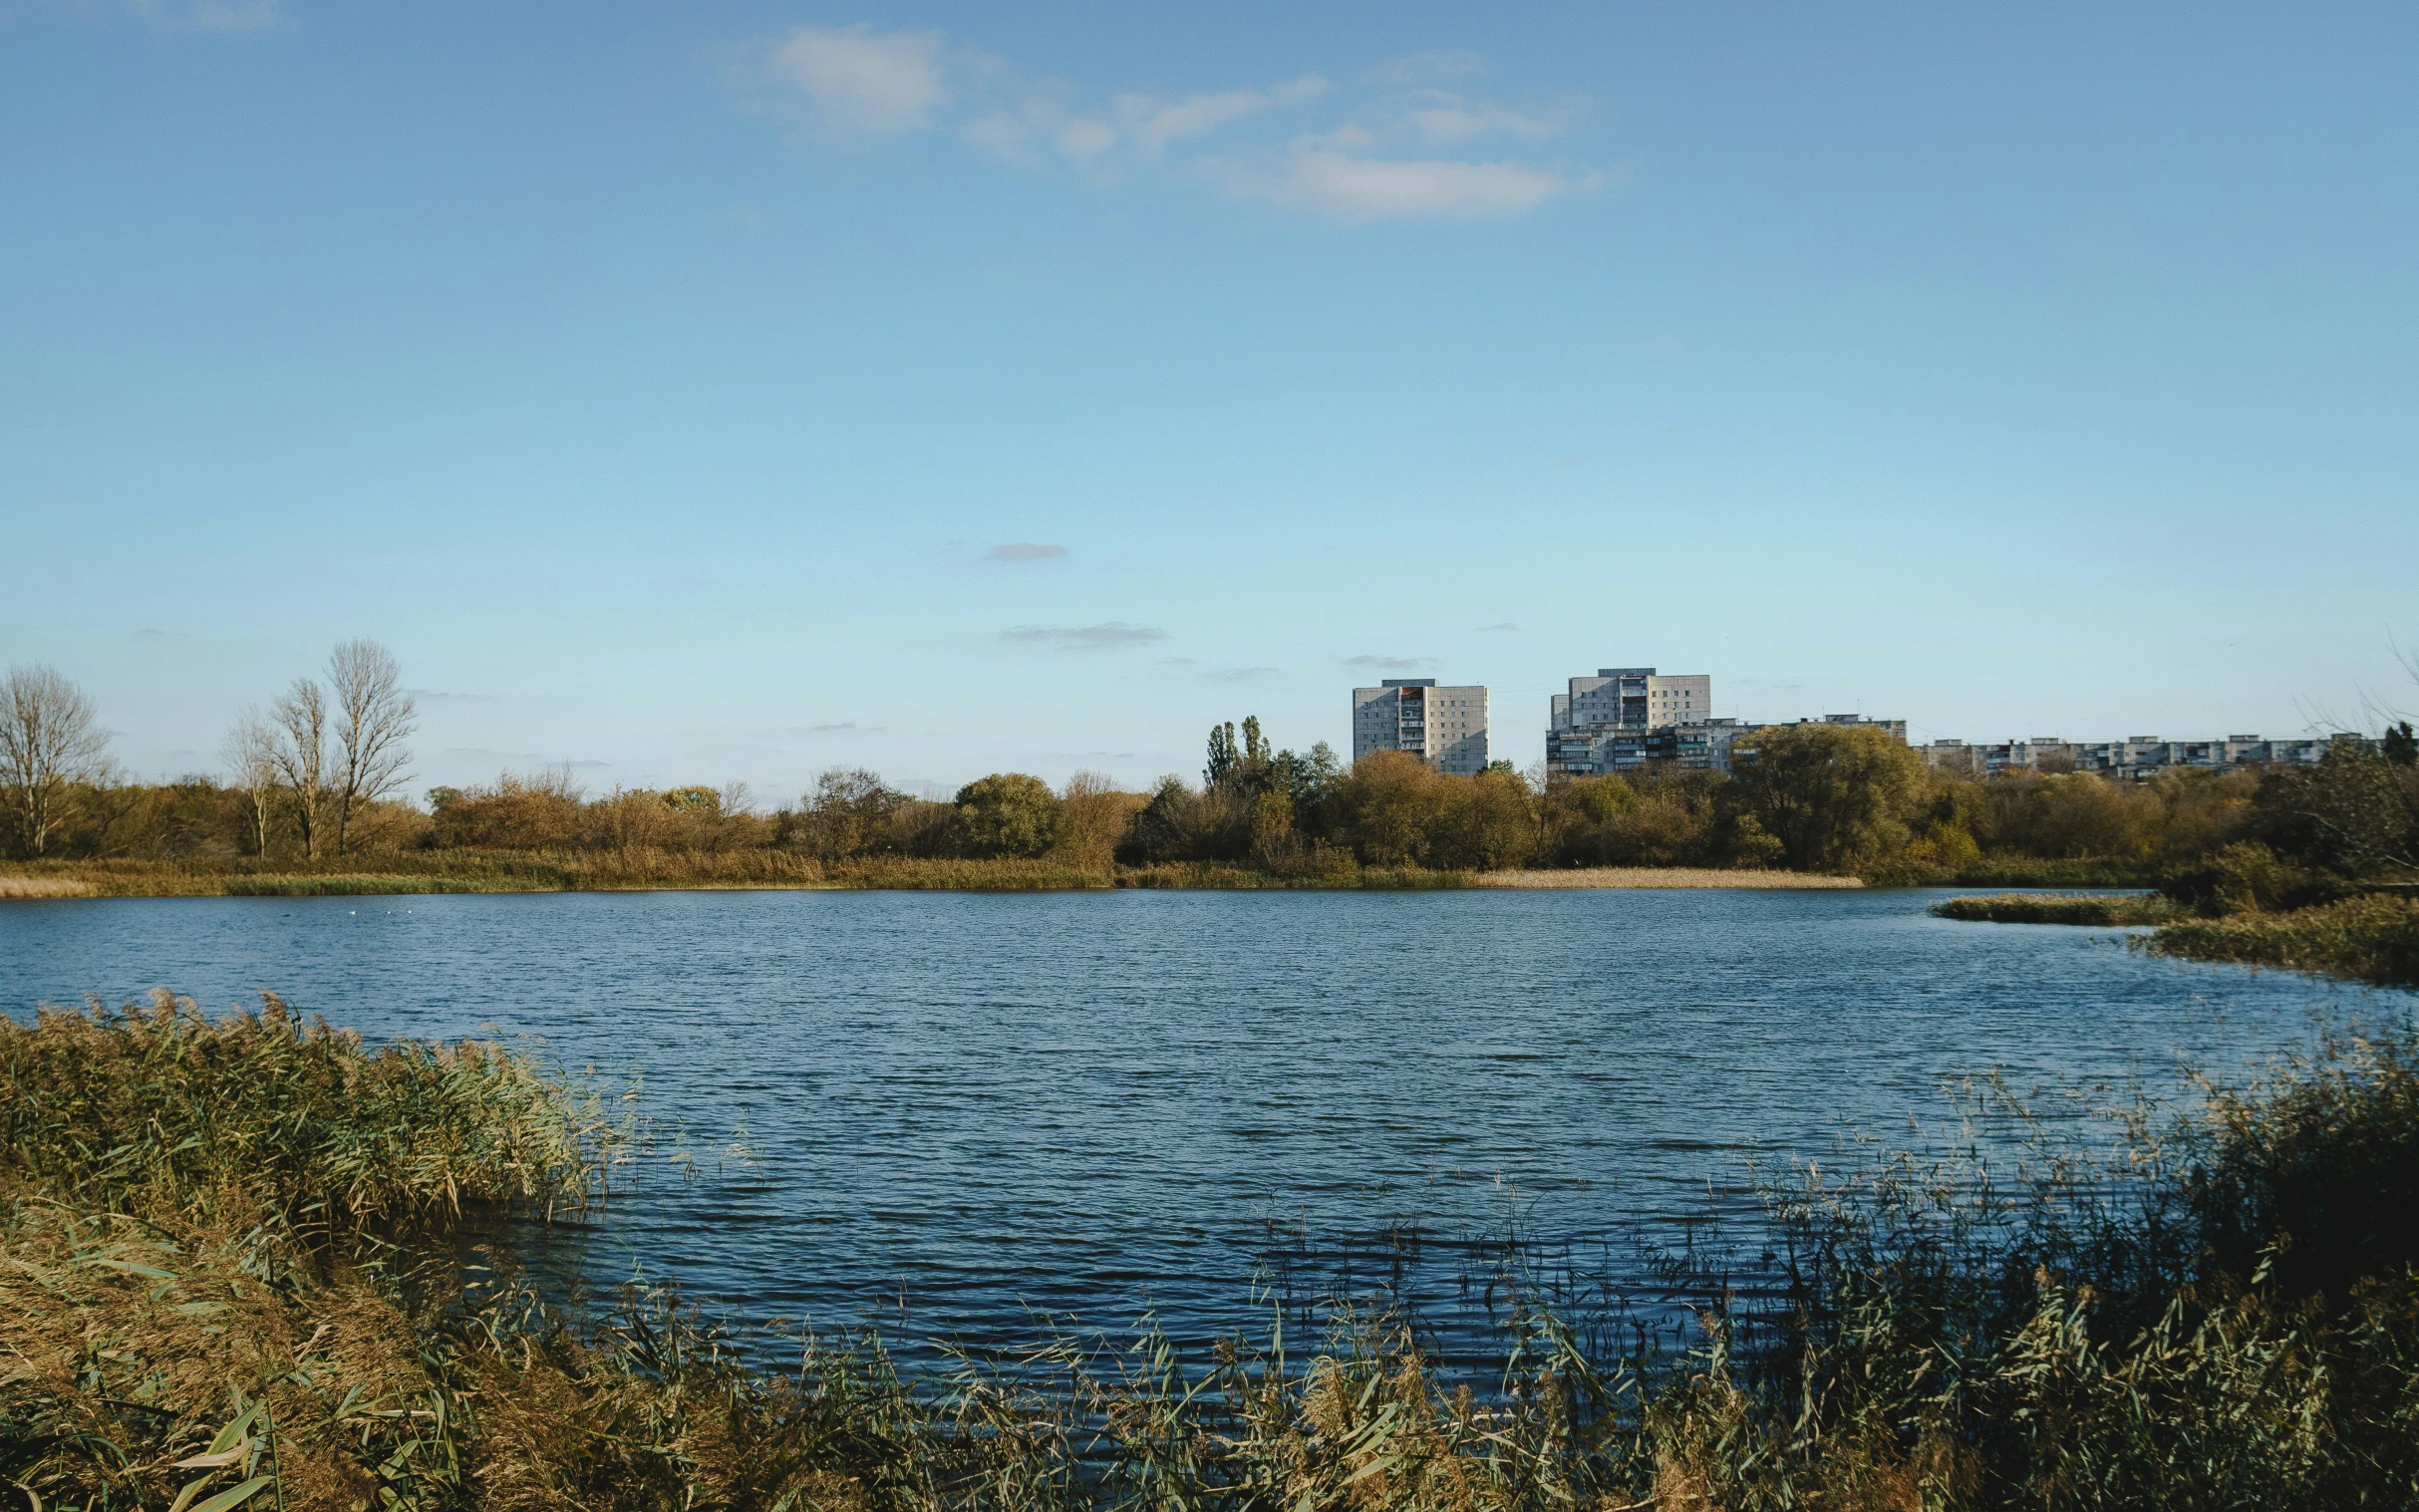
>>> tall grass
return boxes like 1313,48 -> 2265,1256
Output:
827,856 -> 1116,891
1930,892 -> 2180,926
8,995 -> 2419,1508
2146,893 -> 2419,988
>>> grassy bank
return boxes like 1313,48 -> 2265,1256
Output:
1933,887 -> 2419,989
2145,892 -> 2419,988
10,993 -> 2419,1508
0,852 -> 1868,899
1481,866 -> 1862,889
1930,891 -> 2180,926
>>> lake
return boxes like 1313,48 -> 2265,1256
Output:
0,886 -> 2354,1362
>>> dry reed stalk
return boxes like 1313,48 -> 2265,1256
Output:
0,874 -> 90,897
1476,867 -> 1864,889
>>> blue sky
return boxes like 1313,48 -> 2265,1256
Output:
5,2 -> 2414,799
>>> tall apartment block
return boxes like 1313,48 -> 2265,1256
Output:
1352,679 -> 1491,774
1546,667 -> 1718,775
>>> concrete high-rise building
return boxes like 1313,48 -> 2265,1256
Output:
1546,667 -> 1714,775
1352,679 -> 1490,774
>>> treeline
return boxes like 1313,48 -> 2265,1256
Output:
1,644 -> 419,862
9,651 -> 2416,887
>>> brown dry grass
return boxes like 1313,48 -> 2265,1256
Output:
1476,867 -> 1864,889
0,874 -> 91,898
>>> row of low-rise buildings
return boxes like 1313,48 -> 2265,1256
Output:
1919,735 -> 2348,778
1353,666 -> 2355,779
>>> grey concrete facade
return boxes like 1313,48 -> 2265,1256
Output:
1353,679 -> 1491,774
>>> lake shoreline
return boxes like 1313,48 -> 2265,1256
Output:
0,862 -> 1880,899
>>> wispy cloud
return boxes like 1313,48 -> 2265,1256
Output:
1003,621 -> 1168,650
806,721 -> 867,734
1208,666 -> 1279,681
1346,654 -> 1428,672
1408,100 -> 1559,145
1227,151 -> 1595,221
1476,622 -> 1519,632
1364,52 -> 1487,88
962,74 -> 1328,168
405,688 -> 502,706
123,0 -> 280,32
761,23 -> 947,136
985,541 -> 1068,563
738,28 -> 1598,222
438,747 -> 613,769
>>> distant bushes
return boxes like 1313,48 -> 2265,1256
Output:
11,710 -> 2417,897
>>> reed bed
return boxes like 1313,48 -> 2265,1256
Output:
0,874 -> 91,898
7,995 -> 2419,1509
1480,867 -> 1863,890
2146,892 -> 2419,988
826,857 -> 1116,891
1929,892 -> 2180,926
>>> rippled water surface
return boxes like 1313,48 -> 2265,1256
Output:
0,887 -> 2349,1356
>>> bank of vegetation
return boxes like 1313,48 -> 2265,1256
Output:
7,656 -> 2418,906
1929,721 -> 2419,987
10,990 -> 2419,1509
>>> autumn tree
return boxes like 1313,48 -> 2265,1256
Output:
0,664 -> 111,857
1056,770 -> 1140,871
268,677 -> 329,860
1726,723 -> 1927,872
326,639 -> 418,855
954,772 -> 1060,858
797,767 -> 907,859
220,708 -> 282,857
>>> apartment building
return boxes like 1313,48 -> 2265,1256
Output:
1546,667 -> 1717,775
1352,679 -> 1491,774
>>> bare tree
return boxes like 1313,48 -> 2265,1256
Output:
326,639 -> 417,855
0,664 -> 112,857
221,707 -> 281,858
270,677 -> 328,860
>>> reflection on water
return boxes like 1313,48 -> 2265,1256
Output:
0,887 -> 2346,1363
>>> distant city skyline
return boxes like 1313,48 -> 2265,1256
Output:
4,2 -> 2413,797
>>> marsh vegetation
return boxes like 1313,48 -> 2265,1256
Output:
7,989 -> 2419,1509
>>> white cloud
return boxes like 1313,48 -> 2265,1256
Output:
968,74 -> 1326,167
1055,116 -> 1119,159
1407,99 -> 1558,145
766,24 -> 947,135
985,542 -> 1068,563
739,29 -> 1598,224
1114,75 -> 1327,155
1234,150 -> 1596,221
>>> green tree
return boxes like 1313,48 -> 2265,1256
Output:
953,772 -> 1061,858
1727,724 -> 1927,872
1241,715 -> 1271,768
1205,723 -> 1238,788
